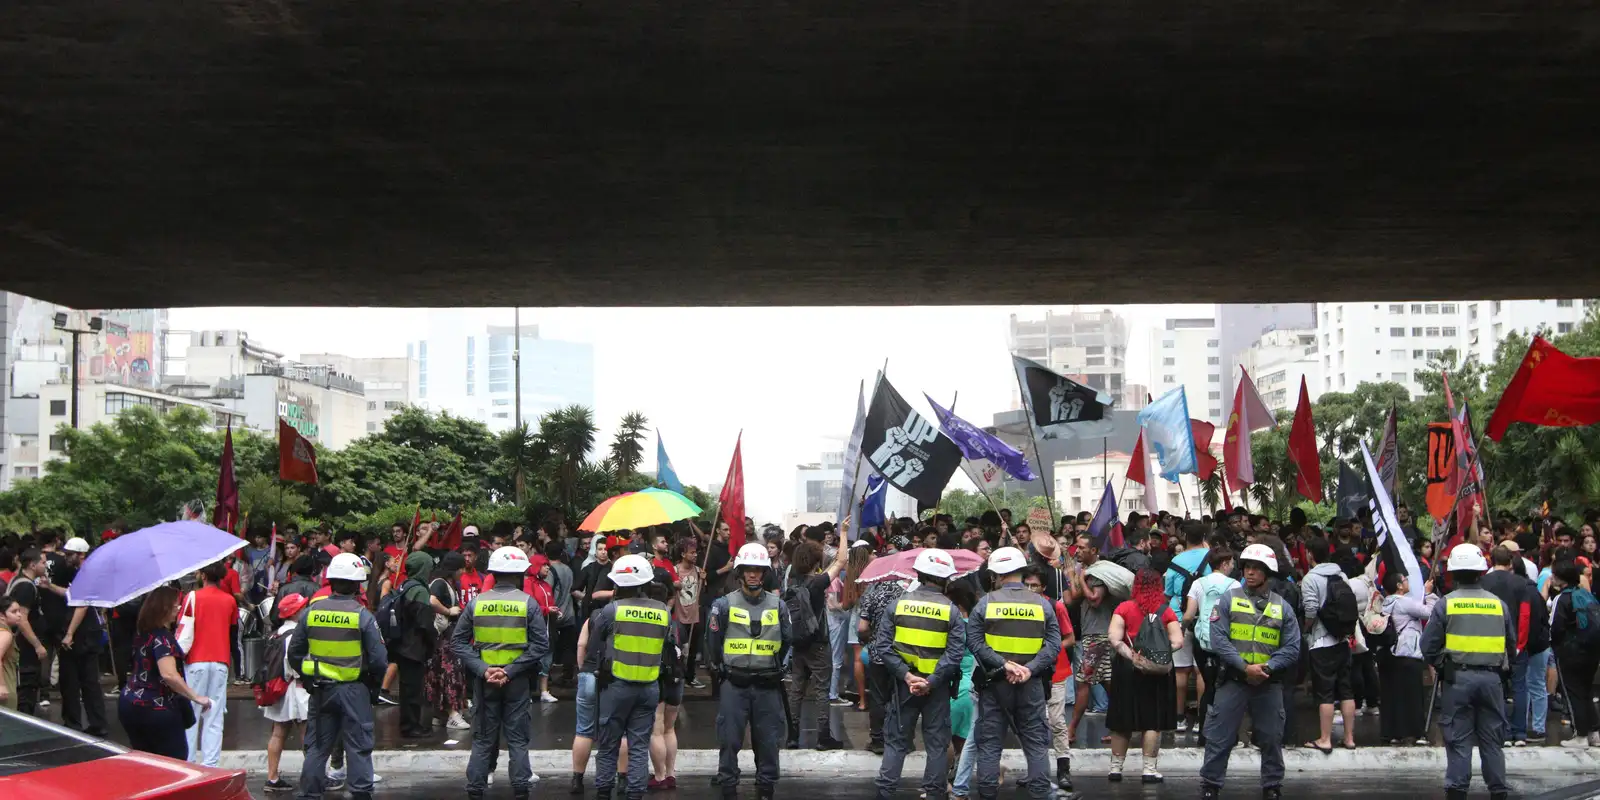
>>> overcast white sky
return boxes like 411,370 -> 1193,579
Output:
170,304 -> 1209,520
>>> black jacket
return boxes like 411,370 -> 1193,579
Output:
1481,569 -> 1550,655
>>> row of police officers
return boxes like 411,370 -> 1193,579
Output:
279,535 -> 1514,800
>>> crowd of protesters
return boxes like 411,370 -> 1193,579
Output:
3,498 -> 1600,795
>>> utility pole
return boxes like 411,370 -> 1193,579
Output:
53,311 -> 103,430
513,307 -> 525,505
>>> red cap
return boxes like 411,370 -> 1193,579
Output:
277,593 -> 308,620
605,535 -> 631,550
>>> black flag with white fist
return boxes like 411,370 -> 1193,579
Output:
861,373 -> 963,509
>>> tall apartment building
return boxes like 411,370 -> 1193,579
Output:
412,310 -> 595,433
1236,329 -> 1321,415
1149,316 -> 1224,423
1008,309 -> 1129,396
1314,299 -> 1591,397
1217,304 -> 1316,392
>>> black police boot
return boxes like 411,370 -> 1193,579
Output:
1262,787 -> 1280,800
758,785 -> 776,800
1447,790 -> 1469,800
1201,787 -> 1221,800
1055,757 -> 1072,792
816,720 -> 844,751
570,773 -> 586,795
786,721 -> 800,749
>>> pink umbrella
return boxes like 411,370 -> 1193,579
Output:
857,547 -> 985,584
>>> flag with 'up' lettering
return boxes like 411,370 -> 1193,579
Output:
862,373 -> 963,509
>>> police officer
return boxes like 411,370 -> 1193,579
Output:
452,546 -> 552,800
1199,544 -> 1301,800
592,553 -> 671,800
289,553 -> 388,800
967,547 -> 1063,800
873,549 -> 966,800
706,542 -> 791,800
1421,544 -> 1516,800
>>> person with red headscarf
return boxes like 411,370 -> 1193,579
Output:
1105,569 -> 1183,784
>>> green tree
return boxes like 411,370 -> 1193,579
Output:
238,473 -> 311,530
607,412 -> 650,477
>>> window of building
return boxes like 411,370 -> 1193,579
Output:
1559,322 -> 1576,333
1467,304 -> 1478,321
48,434 -> 66,451
1412,327 -> 1423,337
1071,478 -> 1081,489
1493,301 -> 1503,314
1413,349 -> 1424,359
1323,311 -> 1330,324
1390,327 -> 1405,337
1210,407 -> 1223,418
1389,304 -> 1405,314
1391,349 -> 1406,361
1558,299 -> 1575,308
1208,391 -> 1221,400
1206,339 -> 1219,348
366,401 -> 377,410
1339,373 -> 1346,388
492,398 -> 512,406
1208,374 -> 1220,382
1086,356 -> 1105,366
1442,326 -> 1457,337
1392,372 -> 1406,382
1091,476 -> 1104,489
49,399 -> 66,416
1086,345 -> 1104,355
367,421 -> 378,432
1324,333 -> 1331,347
1427,349 -> 1442,360
492,412 -> 510,419
1442,303 -> 1458,314
384,400 -> 404,410
1424,303 -> 1439,314
1163,374 -> 1175,383
487,334 -> 513,393
1206,356 -> 1219,365
1425,326 -> 1440,337
1336,306 -> 1343,322
1411,304 -> 1423,314
1337,329 -> 1344,345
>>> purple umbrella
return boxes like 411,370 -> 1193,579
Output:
67,520 -> 245,608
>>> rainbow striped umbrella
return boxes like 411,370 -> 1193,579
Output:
578,488 -> 704,533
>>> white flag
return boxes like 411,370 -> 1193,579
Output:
962,458 -> 1007,495
1362,441 -> 1426,599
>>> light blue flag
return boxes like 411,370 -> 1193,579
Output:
1136,387 -> 1198,482
655,431 -> 684,494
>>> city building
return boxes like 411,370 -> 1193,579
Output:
1008,309 -> 1129,397
13,381 -> 246,480
412,310 -> 595,433
166,329 -> 281,386
301,353 -> 419,434
1235,328 -> 1321,415
1149,315 -> 1223,423
988,408 -> 1144,509
1313,299 -> 1591,398
1054,450 -> 1206,519
1216,304 -> 1316,395
792,446 -> 917,524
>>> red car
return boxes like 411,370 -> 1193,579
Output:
0,707 -> 253,799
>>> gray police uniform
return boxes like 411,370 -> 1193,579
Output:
288,594 -> 389,800
1421,585 -> 1516,799
450,583 -> 551,798
594,596 -> 672,800
966,583 -> 1061,800
707,588 -> 792,797
1199,585 -> 1301,793
872,586 -> 966,800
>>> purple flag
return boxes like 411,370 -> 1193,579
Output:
1087,483 -> 1122,550
924,394 -> 1035,482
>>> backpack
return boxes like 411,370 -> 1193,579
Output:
1570,589 -> 1600,651
1317,574 -> 1360,640
251,630 -> 290,707
1130,612 -> 1174,675
377,580 -> 419,646
782,582 -> 820,648
1170,562 -> 1201,617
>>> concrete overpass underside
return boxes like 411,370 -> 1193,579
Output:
2,1 -> 1598,308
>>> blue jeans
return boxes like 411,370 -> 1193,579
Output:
827,609 -> 851,700
1090,683 -> 1109,714
952,692 -> 979,797
1509,650 -> 1530,740
575,672 -> 599,739
1527,649 -> 1551,735
184,662 -> 228,768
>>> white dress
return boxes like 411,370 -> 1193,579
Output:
263,620 -> 311,723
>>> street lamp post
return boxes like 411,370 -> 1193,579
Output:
513,307 -> 524,505
52,311 -> 103,430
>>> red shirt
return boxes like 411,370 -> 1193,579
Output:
1112,601 -> 1177,638
459,570 -> 486,606
1051,600 -> 1075,683
185,585 -> 238,665
218,564 -> 241,598
651,557 -> 679,584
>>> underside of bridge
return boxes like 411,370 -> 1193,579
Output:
2,1 -> 1598,308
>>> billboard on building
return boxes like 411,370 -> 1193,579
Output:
276,380 -> 321,440
84,309 -> 161,388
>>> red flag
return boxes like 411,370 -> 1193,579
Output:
1224,367 -> 1275,489
435,511 -> 464,552
1190,419 -> 1218,481
1287,377 -> 1323,503
278,418 -> 320,484
1127,430 -> 1160,514
1486,335 -> 1600,441
719,433 -> 746,556
213,423 -> 239,531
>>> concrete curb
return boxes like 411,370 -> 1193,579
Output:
221,747 -> 1600,777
